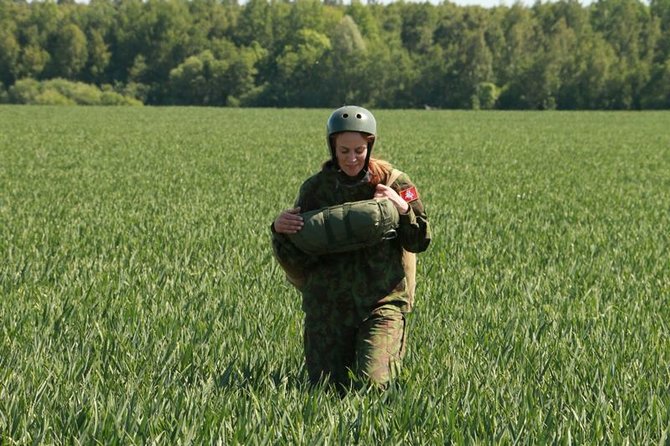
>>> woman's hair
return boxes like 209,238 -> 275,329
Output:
367,157 -> 393,186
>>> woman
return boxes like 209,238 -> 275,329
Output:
271,105 -> 431,390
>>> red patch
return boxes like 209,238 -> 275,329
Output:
400,186 -> 419,203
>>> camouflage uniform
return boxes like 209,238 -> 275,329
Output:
272,162 -> 431,389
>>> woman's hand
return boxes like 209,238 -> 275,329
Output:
273,207 -> 304,234
374,184 -> 410,214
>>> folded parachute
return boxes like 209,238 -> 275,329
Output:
287,199 -> 399,255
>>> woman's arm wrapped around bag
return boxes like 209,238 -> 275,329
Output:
382,171 -> 431,254
271,206 -> 315,289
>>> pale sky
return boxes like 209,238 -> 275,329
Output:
70,0 -> 597,8
448,0 -> 514,6
70,0 -> 598,10
391,0 -> 596,7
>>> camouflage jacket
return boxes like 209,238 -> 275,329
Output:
272,163 -> 431,318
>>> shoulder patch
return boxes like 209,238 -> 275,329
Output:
400,186 -> 419,203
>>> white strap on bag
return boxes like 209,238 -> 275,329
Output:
386,169 -> 417,307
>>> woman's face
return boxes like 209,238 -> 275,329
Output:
335,132 -> 368,177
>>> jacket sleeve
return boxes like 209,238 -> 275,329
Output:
271,227 -> 316,289
270,183 -> 319,288
391,172 -> 431,253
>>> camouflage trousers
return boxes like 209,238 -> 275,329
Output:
303,304 -> 407,390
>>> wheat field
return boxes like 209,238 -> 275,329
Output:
1,106 -> 669,444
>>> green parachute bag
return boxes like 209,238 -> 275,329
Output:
287,198 -> 400,256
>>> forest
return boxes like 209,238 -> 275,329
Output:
1,0 -> 669,109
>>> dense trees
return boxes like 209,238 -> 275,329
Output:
0,0 -> 668,109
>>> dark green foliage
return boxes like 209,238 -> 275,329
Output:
6,78 -> 141,105
0,0 -> 668,108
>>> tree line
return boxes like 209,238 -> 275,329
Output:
1,0 -> 669,109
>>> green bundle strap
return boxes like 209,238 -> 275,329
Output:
288,198 -> 400,255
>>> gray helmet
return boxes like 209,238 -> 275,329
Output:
326,106 -> 377,178
326,105 -> 377,139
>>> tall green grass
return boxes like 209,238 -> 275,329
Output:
1,106 -> 668,444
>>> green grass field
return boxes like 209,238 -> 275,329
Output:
1,105 -> 669,444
